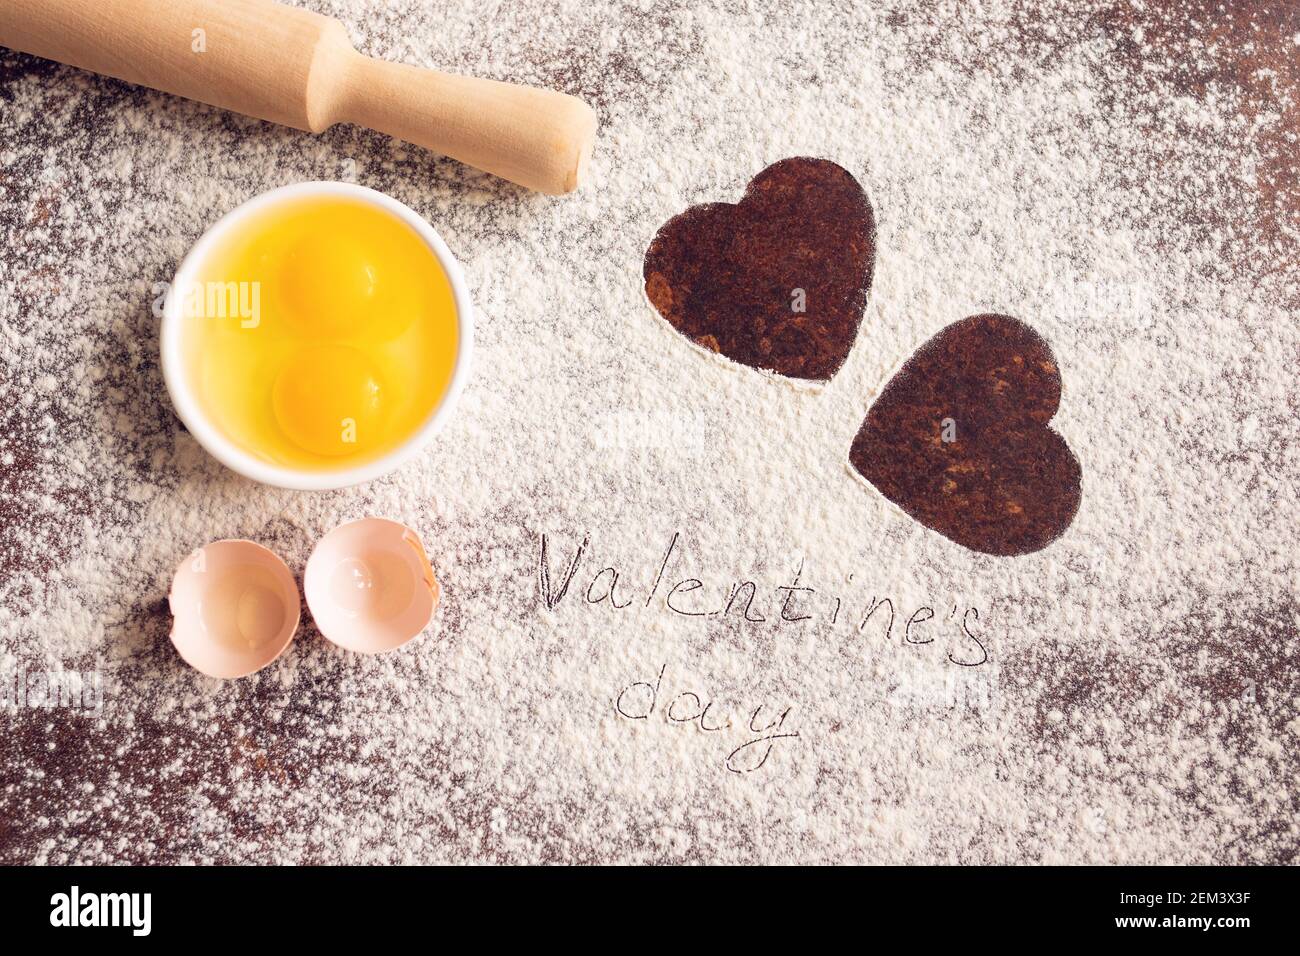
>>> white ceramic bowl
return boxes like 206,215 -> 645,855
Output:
160,181 -> 473,491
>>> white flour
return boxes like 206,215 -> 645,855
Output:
1,0 -> 1297,863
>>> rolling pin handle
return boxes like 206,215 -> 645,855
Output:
333,52 -> 597,195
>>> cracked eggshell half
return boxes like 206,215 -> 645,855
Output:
304,517 -> 439,654
169,539 -> 301,679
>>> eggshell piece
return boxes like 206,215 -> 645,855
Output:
304,518 -> 439,654
169,539 -> 300,679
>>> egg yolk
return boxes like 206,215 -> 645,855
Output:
273,345 -> 385,457
281,232 -> 380,338
182,196 -> 459,471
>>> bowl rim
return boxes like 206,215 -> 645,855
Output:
159,180 -> 474,491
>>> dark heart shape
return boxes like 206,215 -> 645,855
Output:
849,314 -> 1082,556
643,157 -> 875,381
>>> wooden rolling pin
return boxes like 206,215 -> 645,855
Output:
0,0 -> 597,194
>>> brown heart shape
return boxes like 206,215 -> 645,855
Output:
643,157 -> 875,381
849,314 -> 1082,556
